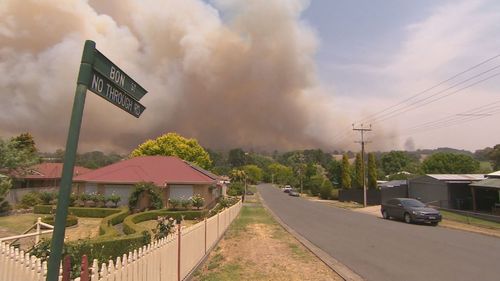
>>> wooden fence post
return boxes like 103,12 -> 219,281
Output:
204,218 -> 207,254
177,224 -> 181,281
62,255 -> 71,281
80,255 -> 89,281
217,212 -> 220,238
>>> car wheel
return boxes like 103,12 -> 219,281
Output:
382,210 -> 389,219
404,213 -> 412,224
431,222 -> 438,226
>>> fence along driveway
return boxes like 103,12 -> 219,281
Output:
0,201 -> 242,281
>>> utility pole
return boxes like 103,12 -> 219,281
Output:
352,123 -> 372,207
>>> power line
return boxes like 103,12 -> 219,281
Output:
358,52 -> 500,124
406,101 -> 500,131
372,69 -> 500,123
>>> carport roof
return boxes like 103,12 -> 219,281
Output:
487,171 -> 500,178
470,178 -> 500,189
427,174 -> 485,181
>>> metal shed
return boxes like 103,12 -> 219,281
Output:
408,174 -> 484,210
470,178 -> 500,213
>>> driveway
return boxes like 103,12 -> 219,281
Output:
258,184 -> 500,281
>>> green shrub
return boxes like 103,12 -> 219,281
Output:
20,192 -> 41,208
31,231 -> 151,279
153,216 -> 176,240
90,231 -> 151,257
34,205 -> 54,214
191,194 -> 205,210
39,191 -> 57,205
128,182 -> 163,211
98,208 -> 129,238
123,209 -> 206,235
208,196 -> 240,217
227,182 -> 244,196
107,194 -> 121,208
319,180 -> 334,200
68,207 -> 121,218
168,198 -> 181,210
330,189 -> 339,200
69,193 -> 78,207
180,199 -> 192,209
41,214 -> 78,227
34,206 -> 120,217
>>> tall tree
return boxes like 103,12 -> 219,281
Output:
353,153 -> 363,189
0,178 -> 11,214
327,159 -> 341,186
228,148 -> 248,168
368,153 -> 377,189
130,132 -> 212,169
0,138 -> 39,172
340,154 -> 351,189
489,144 -> 500,170
242,165 -> 263,184
11,132 -> 37,155
380,151 -> 415,175
0,136 -> 40,213
422,152 -> 480,174
268,163 -> 294,185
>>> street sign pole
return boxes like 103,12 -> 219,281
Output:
46,40 -> 95,281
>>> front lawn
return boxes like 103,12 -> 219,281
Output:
440,210 -> 500,230
0,214 -> 104,238
0,213 -> 39,234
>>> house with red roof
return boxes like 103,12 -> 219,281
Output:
73,156 -> 221,208
7,163 -> 92,203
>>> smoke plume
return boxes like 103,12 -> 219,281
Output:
0,0 -> 338,153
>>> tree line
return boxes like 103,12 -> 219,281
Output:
2,131 -> 500,209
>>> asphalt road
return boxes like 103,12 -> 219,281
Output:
258,184 -> 500,281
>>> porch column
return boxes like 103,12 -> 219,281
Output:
470,186 -> 477,211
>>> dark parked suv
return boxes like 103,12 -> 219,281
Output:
381,198 -> 442,225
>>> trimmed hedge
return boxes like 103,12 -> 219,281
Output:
41,214 -> 78,227
34,205 -> 121,218
98,209 -> 129,238
34,205 -> 53,214
123,209 -> 206,235
87,231 -> 151,260
69,207 -> 121,218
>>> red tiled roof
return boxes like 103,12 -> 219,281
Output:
16,163 -> 92,179
73,156 -> 216,186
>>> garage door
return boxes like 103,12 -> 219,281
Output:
104,185 -> 133,205
170,185 -> 193,200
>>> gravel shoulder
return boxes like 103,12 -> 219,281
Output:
193,194 -> 342,281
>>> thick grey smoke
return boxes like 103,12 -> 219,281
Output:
0,0 -> 338,153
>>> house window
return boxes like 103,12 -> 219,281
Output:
169,185 -> 193,200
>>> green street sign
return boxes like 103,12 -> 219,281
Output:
47,40 -> 148,281
93,49 -> 147,101
89,69 -> 145,118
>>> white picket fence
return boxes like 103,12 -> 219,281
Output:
0,200 -> 242,281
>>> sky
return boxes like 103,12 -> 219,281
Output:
301,0 -> 500,152
1,0 -> 499,153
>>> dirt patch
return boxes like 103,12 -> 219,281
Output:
64,217 -> 102,241
0,226 -> 16,237
194,205 -> 342,281
305,197 -> 362,209
353,205 -> 382,217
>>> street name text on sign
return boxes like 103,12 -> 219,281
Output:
93,50 -> 147,101
89,70 -> 145,118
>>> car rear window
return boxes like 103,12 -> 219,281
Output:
401,199 -> 425,208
